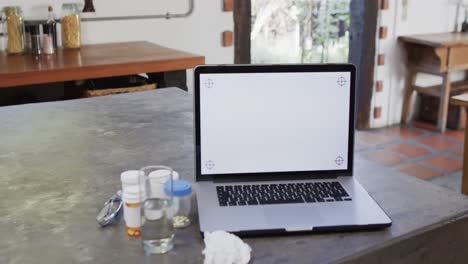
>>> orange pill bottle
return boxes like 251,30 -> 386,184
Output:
121,171 -> 144,237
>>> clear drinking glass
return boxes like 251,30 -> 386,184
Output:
139,165 -> 174,254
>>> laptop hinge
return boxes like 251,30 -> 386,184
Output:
213,175 -> 340,183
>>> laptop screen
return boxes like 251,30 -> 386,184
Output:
197,68 -> 353,176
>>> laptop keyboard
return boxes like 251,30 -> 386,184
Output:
216,181 -> 351,206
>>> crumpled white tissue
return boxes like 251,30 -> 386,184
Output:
202,231 -> 252,264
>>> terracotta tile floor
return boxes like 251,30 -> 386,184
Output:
444,130 -> 465,142
357,123 -> 465,192
388,143 -> 430,158
396,163 -> 442,180
420,156 -> 463,173
365,151 -> 404,166
382,127 -> 423,139
453,148 -> 464,157
417,136 -> 460,151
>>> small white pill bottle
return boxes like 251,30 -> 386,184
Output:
121,170 -> 145,237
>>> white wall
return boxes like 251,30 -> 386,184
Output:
370,0 -> 464,128
0,0 -> 234,92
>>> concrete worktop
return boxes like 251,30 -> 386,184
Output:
1,88 -> 468,263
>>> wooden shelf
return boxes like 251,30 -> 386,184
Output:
0,41 -> 205,88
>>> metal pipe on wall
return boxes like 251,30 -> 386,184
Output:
81,0 -> 194,22
0,0 -> 194,36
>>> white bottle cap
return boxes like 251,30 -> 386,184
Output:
148,169 -> 179,181
120,170 -> 142,185
121,170 -> 145,201
147,169 -> 179,199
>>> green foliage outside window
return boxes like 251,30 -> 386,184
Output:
252,0 -> 350,64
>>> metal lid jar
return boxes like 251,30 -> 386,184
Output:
2,6 -> 25,54
61,3 -> 81,49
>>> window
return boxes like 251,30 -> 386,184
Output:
251,0 -> 351,63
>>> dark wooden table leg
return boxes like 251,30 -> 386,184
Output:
148,70 -> 188,91
401,68 -> 417,124
462,108 -> 468,195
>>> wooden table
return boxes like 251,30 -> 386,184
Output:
2,88 -> 468,263
451,93 -> 468,195
0,41 -> 205,90
399,33 -> 468,133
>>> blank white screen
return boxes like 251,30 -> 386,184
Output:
200,72 -> 351,175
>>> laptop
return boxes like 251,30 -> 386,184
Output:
194,64 -> 391,236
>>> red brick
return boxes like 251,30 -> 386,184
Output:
374,106 -> 382,119
378,54 -> 385,65
381,0 -> 390,10
376,81 -> 383,92
379,26 -> 388,39
223,0 -> 234,12
222,31 -> 233,47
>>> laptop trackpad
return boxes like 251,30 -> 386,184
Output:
263,206 -> 321,230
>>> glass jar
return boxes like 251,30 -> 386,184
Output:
30,24 -> 42,55
164,180 -> 192,228
42,24 -> 56,54
2,6 -> 25,54
24,23 -> 33,51
43,5 -> 58,53
140,166 -> 175,254
61,3 -> 81,49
